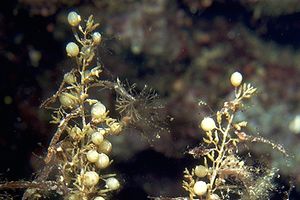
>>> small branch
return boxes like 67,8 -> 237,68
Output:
44,107 -> 81,163
40,81 -> 65,108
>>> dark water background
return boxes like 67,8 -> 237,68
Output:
0,0 -> 300,199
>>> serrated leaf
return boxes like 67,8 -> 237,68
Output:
90,23 -> 99,32
203,137 -> 212,144
207,153 -> 214,161
78,25 -> 84,33
73,32 -> 82,44
238,121 -> 248,127
234,124 -> 241,131
86,99 -> 98,105
86,15 -> 94,30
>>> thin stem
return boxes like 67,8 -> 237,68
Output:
80,58 -> 88,127
209,114 -> 234,196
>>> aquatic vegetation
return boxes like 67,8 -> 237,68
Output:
1,1 -> 298,199
0,11 -> 160,200
181,72 -> 288,200
150,72 -> 288,200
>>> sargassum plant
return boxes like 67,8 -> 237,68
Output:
31,11 -> 122,200
0,11 -> 143,200
181,72 -> 287,200
1,10 -> 166,199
